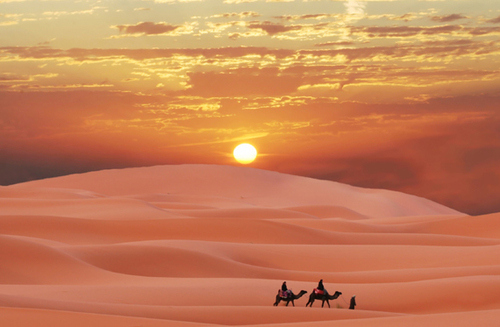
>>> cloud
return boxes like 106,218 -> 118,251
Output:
2,42 -> 499,96
154,0 -> 202,3
212,12 -> 260,19
223,0 -> 258,3
468,26 -> 500,36
0,72 -> 30,81
345,0 -> 366,16
276,14 -> 338,21
246,21 -> 303,35
0,45 -> 296,62
314,40 -> 355,47
350,24 -> 463,38
430,14 -> 467,22
486,15 -> 500,24
0,20 -> 18,26
115,22 -> 181,35
42,9 -> 95,17
350,24 -> 500,39
387,13 -> 419,22
297,83 -> 341,95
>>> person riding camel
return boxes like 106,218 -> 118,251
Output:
281,281 -> 291,298
315,279 -> 329,296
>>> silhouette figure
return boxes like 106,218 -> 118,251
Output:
273,290 -> 308,307
306,290 -> 342,308
349,295 -> 356,310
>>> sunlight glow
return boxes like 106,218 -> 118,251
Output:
233,143 -> 257,164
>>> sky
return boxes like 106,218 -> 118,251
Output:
1,0 -> 499,215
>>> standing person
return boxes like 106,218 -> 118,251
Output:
349,295 -> 356,310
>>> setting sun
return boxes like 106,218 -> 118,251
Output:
233,143 -> 257,164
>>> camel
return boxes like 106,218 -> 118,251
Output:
305,290 -> 342,308
273,290 -> 308,307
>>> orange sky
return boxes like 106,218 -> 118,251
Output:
1,0 -> 499,214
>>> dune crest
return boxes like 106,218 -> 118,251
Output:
9,164 -> 460,218
1,164 -> 498,326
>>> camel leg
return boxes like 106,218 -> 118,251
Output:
325,299 -> 330,308
273,295 -> 281,306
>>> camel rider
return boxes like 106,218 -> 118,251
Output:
281,281 -> 290,298
316,279 -> 329,296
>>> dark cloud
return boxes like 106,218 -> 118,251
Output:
217,11 -> 259,18
314,41 -> 355,47
0,46 -> 295,61
3,40 -> 498,65
299,41 -> 498,62
275,14 -> 334,21
391,13 -> 417,22
350,25 -> 463,38
468,26 -> 500,36
431,14 -> 467,23
247,21 -> 302,35
350,24 -> 500,38
486,15 -> 500,24
115,22 -> 180,35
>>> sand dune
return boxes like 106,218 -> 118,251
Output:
8,164 -> 460,218
1,164 -> 498,326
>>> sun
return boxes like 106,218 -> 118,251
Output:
233,143 -> 257,164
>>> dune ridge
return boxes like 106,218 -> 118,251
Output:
1,164 -> 498,326
7,164 -> 460,218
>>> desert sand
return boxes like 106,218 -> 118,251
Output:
1,164 -> 499,326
